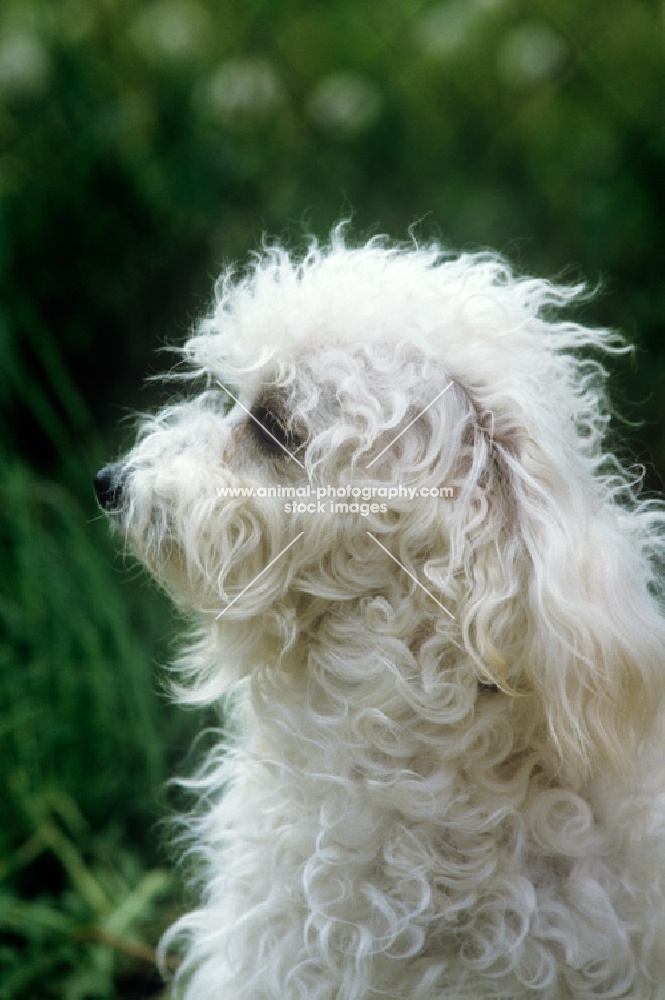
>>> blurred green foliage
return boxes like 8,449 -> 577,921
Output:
0,0 -> 663,996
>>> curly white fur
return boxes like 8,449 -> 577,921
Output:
98,231 -> 665,998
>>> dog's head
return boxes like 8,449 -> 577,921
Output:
96,235 -> 665,784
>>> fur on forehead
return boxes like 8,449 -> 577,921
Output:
180,233 -> 622,442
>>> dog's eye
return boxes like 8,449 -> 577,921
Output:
251,404 -> 293,455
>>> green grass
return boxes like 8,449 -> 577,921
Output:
0,457 -> 195,998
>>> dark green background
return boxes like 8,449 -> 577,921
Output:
1,1 -> 663,996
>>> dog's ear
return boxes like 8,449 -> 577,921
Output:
456,422 -> 665,785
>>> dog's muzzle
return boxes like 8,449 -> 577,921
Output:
94,462 -> 125,513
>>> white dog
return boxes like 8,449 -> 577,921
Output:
95,232 -> 665,999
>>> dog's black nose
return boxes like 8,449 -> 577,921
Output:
94,463 -> 124,512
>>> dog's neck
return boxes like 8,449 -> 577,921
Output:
240,622 -> 533,803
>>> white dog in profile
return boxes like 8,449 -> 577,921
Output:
96,232 -> 665,999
